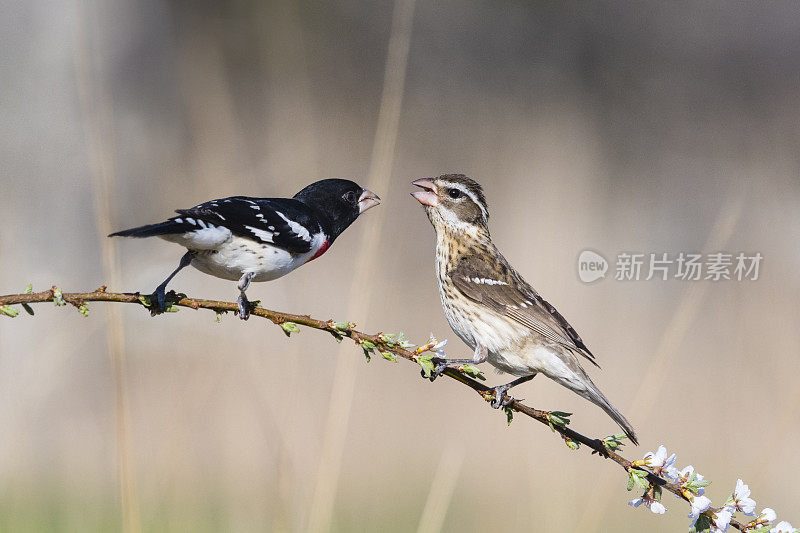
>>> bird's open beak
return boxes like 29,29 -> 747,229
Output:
358,189 -> 381,214
411,178 -> 439,207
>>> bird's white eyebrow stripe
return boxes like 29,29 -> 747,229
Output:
441,182 -> 487,220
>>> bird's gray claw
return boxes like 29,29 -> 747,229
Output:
237,294 -> 250,320
419,357 -> 448,382
430,357 -> 448,382
489,386 -> 513,409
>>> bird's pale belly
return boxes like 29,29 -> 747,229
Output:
442,297 -> 529,369
442,293 -> 566,377
189,237 -> 305,282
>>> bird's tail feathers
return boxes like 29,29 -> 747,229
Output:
579,379 -> 638,446
109,220 -> 187,238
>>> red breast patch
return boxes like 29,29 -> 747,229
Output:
308,239 -> 331,262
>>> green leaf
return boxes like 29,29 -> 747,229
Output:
377,333 -> 397,344
689,514 -> 710,532
564,438 -> 579,451
418,358 -> 435,378
684,475 -> 712,495
360,340 -> 376,363
281,322 -> 300,337
547,411 -> 572,430
626,469 -> 648,492
381,351 -> 397,362
459,364 -> 486,380
602,433 -> 627,451
504,406 -> 513,425
77,304 -> 89,317
24,284 -> 33,294
1,305 -> 19,318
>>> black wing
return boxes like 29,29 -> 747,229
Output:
176,196 -> 320,254
449,254 -> 598,367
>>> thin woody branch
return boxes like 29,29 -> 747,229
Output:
0,286 -> 751,531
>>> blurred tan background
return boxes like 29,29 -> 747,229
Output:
1,0 -> 799,531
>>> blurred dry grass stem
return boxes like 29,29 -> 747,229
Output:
416,444 -> 466,533
576,190 -> 746,532
73,5 -> 141,532
307,0 -> 416,530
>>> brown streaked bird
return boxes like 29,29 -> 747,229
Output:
411,174 -> 637,444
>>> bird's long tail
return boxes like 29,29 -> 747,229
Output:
576,374 -> 638,445
109,219 -> 189,238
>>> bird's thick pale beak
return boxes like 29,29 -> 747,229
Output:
411,178 -> 439,207
358,189 -> 381,213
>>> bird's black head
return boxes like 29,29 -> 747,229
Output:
294,179 -> 380,239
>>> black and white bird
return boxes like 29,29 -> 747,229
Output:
110,179 -> 380,319
411,174 -> 637,444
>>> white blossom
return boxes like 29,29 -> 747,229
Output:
710,508 -> 733,533
760,509 -> 778,523
640,445 -> 679,482
650,501 -> 666,515
687,495 -> 712,521
771,521 -> 796,533
432,338 -> 447,357
730,478 -> 756,516
628,496 -> 666,515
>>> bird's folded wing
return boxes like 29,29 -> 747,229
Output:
176,197 -> 320,254
450,256 -> 598,367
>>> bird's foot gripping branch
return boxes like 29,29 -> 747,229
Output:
0,285 -> 796,533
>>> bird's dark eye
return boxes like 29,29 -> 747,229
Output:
447,188 -> 462,199
343,191 -> 358,204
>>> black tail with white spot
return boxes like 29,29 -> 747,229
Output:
109,219 -> 193,238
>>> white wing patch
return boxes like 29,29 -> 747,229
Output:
245,225 -> 275,243
275,211 -> 312,242
466,276 -> 508,286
